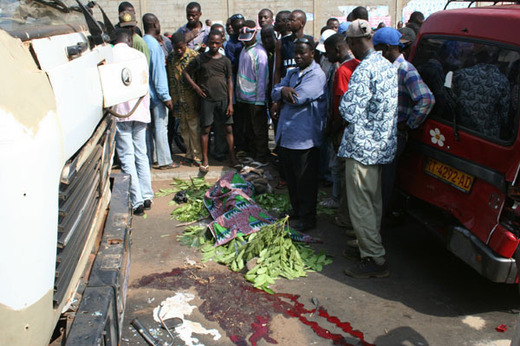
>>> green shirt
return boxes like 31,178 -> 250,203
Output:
132,33 -> 150,64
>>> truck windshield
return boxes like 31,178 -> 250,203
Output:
0,0 -> 85,36
413,37 -> 520,144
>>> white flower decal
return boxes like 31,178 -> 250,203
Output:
430,128 -> 445,147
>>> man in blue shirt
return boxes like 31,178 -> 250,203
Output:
143,13 -> 177,169
271,38 -> 326,232
339,20 -> 398,278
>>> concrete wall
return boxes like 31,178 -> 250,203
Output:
95,0 -> 412,38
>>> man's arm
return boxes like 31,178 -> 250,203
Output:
147,40 -> 172,106
226,75 -> 234,116
182,58 -> 207,98
255,50 -> 269,104
271,70 -> 291,103
404,68 -> 435,129
339,68 -> 371,123
290,69 -> 326,106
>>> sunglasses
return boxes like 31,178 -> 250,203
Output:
293,37 -> 314,49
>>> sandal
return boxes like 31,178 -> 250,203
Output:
250,161 -> 269,168
275,180 -> 287,189
156,162 -> 180,170
199,165 -> 209,173
241,157 -> 255,165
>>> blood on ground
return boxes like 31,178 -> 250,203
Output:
135,268 -> 372,346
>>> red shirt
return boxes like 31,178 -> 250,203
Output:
333,58 -> 360,118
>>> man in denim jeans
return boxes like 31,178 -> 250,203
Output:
112,29 -> 154,215
143,13 -> 178,169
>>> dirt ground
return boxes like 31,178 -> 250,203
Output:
121,165 -> 519,346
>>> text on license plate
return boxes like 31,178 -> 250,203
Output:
424,158 -> 474,192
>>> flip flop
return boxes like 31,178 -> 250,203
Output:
250,161 -> 269,168
156,162 -> 180,170
199,165 -> 209,173
241,157 -> 255,165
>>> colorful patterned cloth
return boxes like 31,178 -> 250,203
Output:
204,172 -> 319,246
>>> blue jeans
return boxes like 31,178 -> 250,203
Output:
151,103 -> 172,166
115,121 -> 154,209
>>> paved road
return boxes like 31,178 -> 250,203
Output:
122,172 -> 519,346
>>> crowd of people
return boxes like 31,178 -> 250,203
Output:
112,2 -> 435,279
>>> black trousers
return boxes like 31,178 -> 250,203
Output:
242,103 -> 269,162
233,102 -> 248,153
279,146 -> 320,225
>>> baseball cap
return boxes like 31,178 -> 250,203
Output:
372,27 -> 403,47
338,21 -> 351,35
398,27 -> 416,44
238,21 -> 257,41
346,19 -> 372,38
119,10 -> 137,27
316,29 -> 336,52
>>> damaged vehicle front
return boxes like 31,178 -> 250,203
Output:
0,0 -> 147,344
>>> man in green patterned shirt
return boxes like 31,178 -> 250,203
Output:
166,32 -> 202,165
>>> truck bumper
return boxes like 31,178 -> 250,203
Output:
66,173 -> 132,345
449,226 -> 517,283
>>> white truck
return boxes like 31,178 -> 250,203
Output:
0,0 -> 147,344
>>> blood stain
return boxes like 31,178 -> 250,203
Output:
135,268 -> 372,345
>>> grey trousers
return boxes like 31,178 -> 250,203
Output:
345,158 -> 386,264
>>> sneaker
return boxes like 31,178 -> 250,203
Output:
143,199 -> 152,210
292,220 -> 316,233
319,197 -> 340,209
344,258 -> 390,278
133,205 -> 145,216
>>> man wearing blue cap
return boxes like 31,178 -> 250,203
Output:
372,27 -> 435,217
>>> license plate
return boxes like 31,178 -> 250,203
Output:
424,158 -> 474,192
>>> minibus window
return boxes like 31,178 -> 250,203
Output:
413,38 -> 520,143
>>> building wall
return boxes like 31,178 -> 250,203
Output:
95,0 -> 412,38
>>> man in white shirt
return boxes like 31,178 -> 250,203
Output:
112,28 -> 154,216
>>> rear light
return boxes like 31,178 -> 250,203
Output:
488,224 -> 519,258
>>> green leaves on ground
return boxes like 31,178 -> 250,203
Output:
155,188 -> 176,197
171,200 -> 209,222
256,192 -> 336,216
162,178 -> 334,293
187,217 -> 333,293
177,225 -> 209,247
255,193 -> 291,215
155,177 -> 212,222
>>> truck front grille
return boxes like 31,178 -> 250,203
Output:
54,116 -> 116,307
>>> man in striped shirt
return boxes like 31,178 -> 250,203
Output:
235,20 -> 270,164
373,27 -> 435,215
